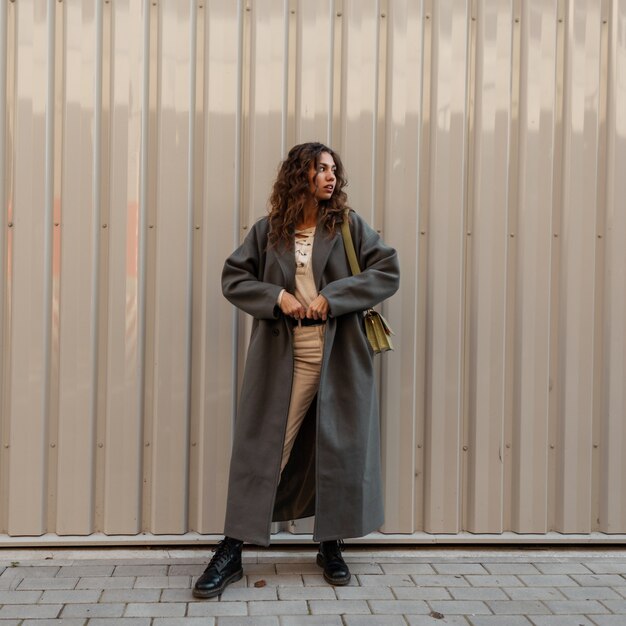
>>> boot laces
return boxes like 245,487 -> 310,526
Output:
322,539 -> 345,560
205,539 -> 237,572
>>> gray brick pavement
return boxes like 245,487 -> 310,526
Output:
1,546 -> 626,624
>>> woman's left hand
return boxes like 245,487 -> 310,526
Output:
306,294 -> 329,321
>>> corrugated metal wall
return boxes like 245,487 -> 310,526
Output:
0,0 -> 625,544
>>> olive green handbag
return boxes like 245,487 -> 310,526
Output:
340,212 -> 394,354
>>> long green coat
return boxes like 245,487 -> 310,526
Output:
221,210 -> 400,546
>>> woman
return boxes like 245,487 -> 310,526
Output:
193,142 -> 399,599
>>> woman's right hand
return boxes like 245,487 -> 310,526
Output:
280,292 -> 306,319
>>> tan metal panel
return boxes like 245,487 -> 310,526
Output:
243,0 -> 289,228
510,0 -> 558,533
379,0 -> 423,534
337,0 -> 379,224
5,0 -> 53,536
55,0 -> 98,536
422,0 -> 470,534
101,0 -> 146,534
464,0 -> 513,534
146,0 -> 194,534
0,0 -> 625,543
189,0 -> 242,534
554,0 -> 603,533
600,0 -> 626,534
295,0 -> 333,143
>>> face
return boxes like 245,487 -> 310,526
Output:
307,151 -> 336,201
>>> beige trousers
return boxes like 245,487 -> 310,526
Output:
280,325 -> 325,472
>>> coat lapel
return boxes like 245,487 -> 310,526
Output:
270,242 -> 296,293
312,226 -> 339,290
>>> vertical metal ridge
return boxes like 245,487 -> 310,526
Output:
591,0 -> 611,533
461,0 -> 476,533
136,0 -> 151,532
183,0 -> 198,517
0,0 -> 9,535
40,0 -> 58,533
233,0 -> 244,422
91,0 -> 104,512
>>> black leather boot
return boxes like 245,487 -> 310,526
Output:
193,537 -> 244,598
316,539 -> 351,585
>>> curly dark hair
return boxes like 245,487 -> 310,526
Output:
267,142 -> 349,249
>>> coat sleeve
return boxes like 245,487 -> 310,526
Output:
319,212 -> 400,317
222,221 -> 284,319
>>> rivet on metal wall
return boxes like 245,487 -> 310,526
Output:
417,444 -> 422,449
467,231 -> 471,236
420,230 -> 426,235
509,233 -> 515,237
506,443 -> 511,449
550,444 -> 555,449
145,442 -> 150,447
102,224 -> 108,229
337,12 -> 342,17
98,443 -> 104,448
463,445 -> 468,451
50,443 -> 56,448
597,234 -> 603,239
381,13 -> 386,18
195,225 -> 200,230
593,444 -> 599,448
3,444 -> 9,448
553,233 -> 559,238
54,222 -> 59,227
7,222 -> 13,227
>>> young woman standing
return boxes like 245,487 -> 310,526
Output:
193,142 -> 400,599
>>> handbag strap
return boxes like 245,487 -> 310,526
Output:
341,209 -> 361,275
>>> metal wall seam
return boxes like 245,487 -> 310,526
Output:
0,0 -> 9,535
90,0 -> 104,537
591,0 -> 610,534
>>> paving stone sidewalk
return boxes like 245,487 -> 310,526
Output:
1,546 -> 625,625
